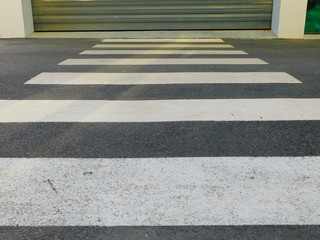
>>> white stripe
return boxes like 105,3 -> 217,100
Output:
0,157 -> 319,226
80,50 -> 247,55
93,44 -> 234,48
25,72 -> 301,85
59,58 -> 267,65
0,99 -> 319,122
102,39 -> 225,43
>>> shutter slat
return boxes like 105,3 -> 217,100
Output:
32,0 -> 274,31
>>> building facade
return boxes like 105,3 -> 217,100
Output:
0,0 -> 312,38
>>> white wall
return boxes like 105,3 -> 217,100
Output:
272,0 -> 308,38
0,0 -> 34,38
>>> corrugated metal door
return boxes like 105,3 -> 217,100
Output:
32,0 -> 274,31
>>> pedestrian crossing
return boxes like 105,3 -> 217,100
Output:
101,39 -> 225,43
93,43 -> 235,48
1,38 -> 319,231
59,58 -> 267,65
80,50 -> 248,55
25,72 -> 301,85
1,157 -> 319,226
1,99 -> 320,122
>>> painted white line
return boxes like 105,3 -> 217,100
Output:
80,50 -> 247,55
0,99 -> 319,122
0,157 -> 319,226
59,58 -> 267,65
93,44 -> 234,48
102,39 -> 225,43
25,72 -> 301,85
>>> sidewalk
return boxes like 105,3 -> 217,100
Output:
27,30 -> 320,39
28,30 -> 276,39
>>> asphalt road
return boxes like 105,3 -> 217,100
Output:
0,39 -> 320,100
0,39 -> 319,158
0,38 -> 319,239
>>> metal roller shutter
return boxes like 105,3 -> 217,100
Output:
32,0 -> 274,31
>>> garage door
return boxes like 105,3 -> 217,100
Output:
32,0 -> 274,31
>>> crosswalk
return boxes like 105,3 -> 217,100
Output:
2,99 -> 320,122
0,38 -> 319,232
26,72 -> 301,85
93,43 -> 235,48
1,157 -> 319,226
59,58 -> 267,65
80,50 -> 248,55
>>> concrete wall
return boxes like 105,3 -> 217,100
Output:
272,0 -> 308,38
0,0 -> 34,38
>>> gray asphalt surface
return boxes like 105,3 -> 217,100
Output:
0,39 -> 319,100
1,226 -> 320,240
0,38 -> 319,239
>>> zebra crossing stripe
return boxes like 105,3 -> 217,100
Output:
25,72 -> 301,85
59,58 -> 267,65
93,44 -> 234,48
80,50 -> 248,55
0,99 -> 319,122
102,39 -> 225,43
0,157 -> 319,226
